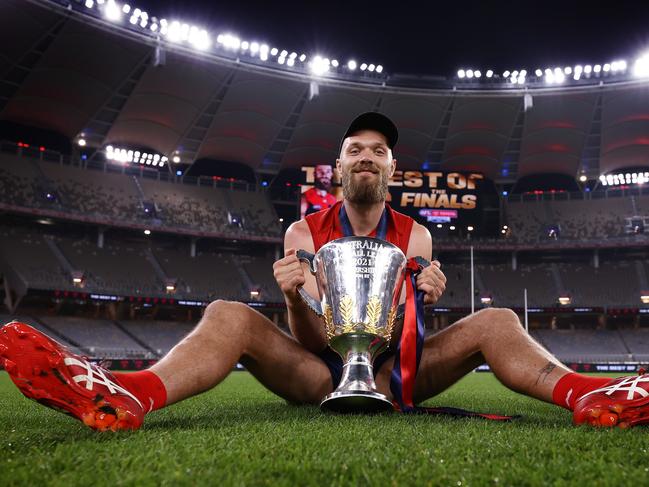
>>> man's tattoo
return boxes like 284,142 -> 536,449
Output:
535,362 -> 557,385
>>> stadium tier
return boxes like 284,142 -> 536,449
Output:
0,151 -> 282,242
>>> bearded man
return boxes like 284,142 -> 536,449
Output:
2,112 -> 649,430
301,164 -> 337,216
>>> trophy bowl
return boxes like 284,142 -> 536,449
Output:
297,236 -> 408,413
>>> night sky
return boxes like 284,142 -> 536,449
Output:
134,0 -> 649,76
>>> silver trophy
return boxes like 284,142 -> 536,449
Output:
297,236 -> 408,413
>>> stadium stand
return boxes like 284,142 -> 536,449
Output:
0,153 -> 282,240
38,316 -> 152,359
0,225 -> 71,291
118,320 -> 194,356
532,329 -> 632,363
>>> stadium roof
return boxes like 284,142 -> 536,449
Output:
1,0 -> 649,183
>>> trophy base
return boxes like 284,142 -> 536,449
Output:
320,390 -> 394,414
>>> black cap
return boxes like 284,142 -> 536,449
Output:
341,112 -> 398,151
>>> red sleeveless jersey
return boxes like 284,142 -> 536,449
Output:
305,200 -> 414,254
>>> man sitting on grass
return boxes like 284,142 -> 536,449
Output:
2,112 -> 648,430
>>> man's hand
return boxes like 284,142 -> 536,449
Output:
273,248 -> 306,302
416,260 -> 446,305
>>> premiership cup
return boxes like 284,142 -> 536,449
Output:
297,236 -> 408,413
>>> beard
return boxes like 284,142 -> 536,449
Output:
342,165 -> 389,204
314,179 -> 331,191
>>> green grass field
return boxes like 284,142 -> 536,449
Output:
0,371 -> 647,486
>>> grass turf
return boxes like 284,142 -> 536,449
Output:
0,371 -> 647,486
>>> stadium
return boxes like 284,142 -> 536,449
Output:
1,0 -> 649,484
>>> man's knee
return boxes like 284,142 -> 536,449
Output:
198,299 -> 255,335
476,307 -> 521,333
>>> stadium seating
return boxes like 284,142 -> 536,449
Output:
532,329 -> 632,363
0,154 -> 282,240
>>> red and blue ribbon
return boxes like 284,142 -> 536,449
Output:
390,258 -> 425,412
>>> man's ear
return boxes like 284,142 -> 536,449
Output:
389,158 -> 397,177
336,158 -> 342,173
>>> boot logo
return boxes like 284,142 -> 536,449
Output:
64,357 -> 143,408
578,376 -> 649,402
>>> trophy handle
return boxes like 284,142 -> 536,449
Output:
295,249 -> 323,317
395,256 -> 432,320
296,249 -> 317,274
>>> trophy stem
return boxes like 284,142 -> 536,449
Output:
320,334 -> 394,413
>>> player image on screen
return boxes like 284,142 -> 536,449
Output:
300,164 -> 338,217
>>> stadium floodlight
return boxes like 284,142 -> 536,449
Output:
180,24 -> 190,42
594,64 -> 602,73
250,42 -> 259,54
122,3 -> 130,13
289,52 -> 297,59
633,53 -> 649,78
503,70 -> 510,78
545,72 -> 555,84
436,223 -> 442,228
260,44 -> 269,61
603,63 -> 611,72
564,66 -> 572,75
535,69 -> 542,77
584,65 -> 592,74
376,65 -> 383,73
467,225 -> 474,232
360,63 -> 368,71
512,70 -> 519,77
348,60 -> 358,70
129,15 -> 137,24
140,18 -> 148,28
368,64 -> 375,72
240,41 -> 249,50
190,29 -> 211,51
299,54 -> 307,62
310,56 -> 330,76
579,174 -> 587,182
517,76 -> 525,85
85,0 -> 94,8
78,138 -> 87,147
278,56 -> 285,65
104,0 -> 122,22
457,69 -> 466,78
167,21 -> 182,42
332,59 -> 339,68
270,47 -> 278,56
150,23 -> 158,32
474,70 -> 481,78
449,225 -> 456,230
510,75 -> 517,84
144,229 -> 151,235
172,155 -> 181,163
519,70 -> 527,77
466,69 -> 474,78
486,69 -> 493,78
280,50 -> 288,58
287,58 -> 295,67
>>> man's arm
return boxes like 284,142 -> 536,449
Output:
272,220 -> 329,353
407,223 -> 446,305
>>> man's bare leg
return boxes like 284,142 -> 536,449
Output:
151,300 -> 333,405
374,307 -> 572,403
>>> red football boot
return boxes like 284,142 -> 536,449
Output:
0,321 -> 144,431
573,373 -> 649,429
